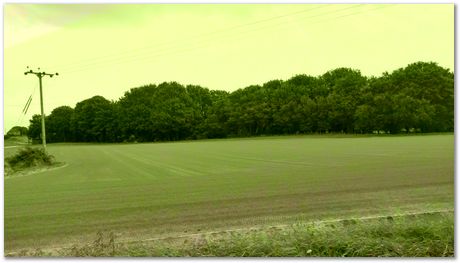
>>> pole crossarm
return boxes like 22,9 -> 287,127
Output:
24,69 -> 59,78
24,67 -> 59,152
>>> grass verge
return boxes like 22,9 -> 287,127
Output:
9,211 -> 453,257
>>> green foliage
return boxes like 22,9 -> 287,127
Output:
5,147 -> 55,170
6,126 -> 28,138
54,212 -> 453,257
46,106 -> 74,143
27,114 -> 42,141
28,61 -> 453,143
73,96 -> 117,142
133,213 -> 453,257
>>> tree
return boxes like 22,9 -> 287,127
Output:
185,85 -> 213,139
72,96 -> 116,142
354,105 -> 375,133
6,126 -> 28,137
203,90 -> 230,138
321,68 -> 367,133
26,62 -> 454,142
117,84 -> 157,142
370,61 -> 454,133
46,106 -> 74,142
149,82 -> 196,141
27,115 -> 42,142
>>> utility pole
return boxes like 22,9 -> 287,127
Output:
24,67 -> 58,152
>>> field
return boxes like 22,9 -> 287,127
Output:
4,134 -> 454,253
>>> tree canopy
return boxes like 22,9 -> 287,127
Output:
5,126 -> 28,138
28,62 -> 454,143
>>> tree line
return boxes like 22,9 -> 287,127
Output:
27,61 -> 454,143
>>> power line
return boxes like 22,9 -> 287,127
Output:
22,95 -> 32,114
47,5 -> 331,72
56,4 -> 376,75
50,4 -> 365,73
15,81 -> 38,128
309,4 -> 391,25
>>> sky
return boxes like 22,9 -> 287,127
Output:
3,3 -> 454,133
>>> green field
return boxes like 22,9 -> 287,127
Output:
4,134 -> 454,253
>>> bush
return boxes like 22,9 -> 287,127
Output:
6,147 -> 55,170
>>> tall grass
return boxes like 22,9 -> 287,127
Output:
50,212 -> 453,257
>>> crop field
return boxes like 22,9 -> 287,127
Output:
4,134 -> 454,253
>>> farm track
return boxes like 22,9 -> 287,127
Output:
5,209 -> 454,256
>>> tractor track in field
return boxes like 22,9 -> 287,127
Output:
5,208 -> 454,256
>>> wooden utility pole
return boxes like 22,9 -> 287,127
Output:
24,67 -> 58,151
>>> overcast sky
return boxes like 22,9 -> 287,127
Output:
4,3 -> 454,133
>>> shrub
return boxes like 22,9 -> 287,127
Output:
6,147 -> 55,170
